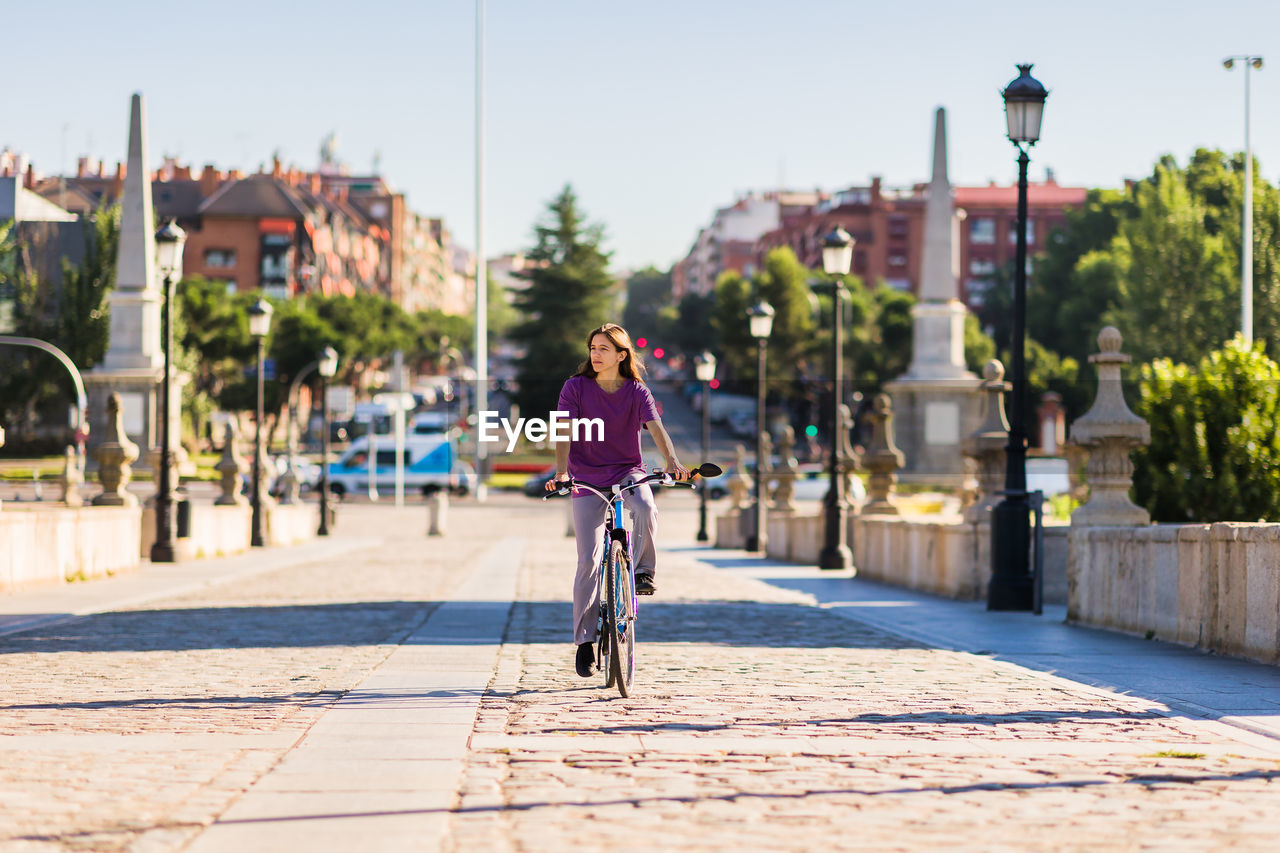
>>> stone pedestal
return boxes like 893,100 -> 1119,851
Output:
961,360 -> 1010,523
883,109 -> 981,486
93,393 -> 140,508
1068,326 -> 1151,527
861,393 -> 905,515
87,93 -> 166,465
884,376 -> 983,486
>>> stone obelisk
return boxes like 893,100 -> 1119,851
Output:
86,93 -> 165,460
885,107 -> 983,486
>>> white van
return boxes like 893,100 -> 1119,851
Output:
322,432 -> 464,498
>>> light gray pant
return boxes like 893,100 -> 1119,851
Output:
571,481 -> 657,644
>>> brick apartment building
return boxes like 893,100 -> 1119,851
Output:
681,177 -> 1086,308
27,155 -> 470,313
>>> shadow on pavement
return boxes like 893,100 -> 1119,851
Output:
0,597 -> 923,654
0,688 -> 493,713
533,707 -> 1170,735
132,767 -> 1280,830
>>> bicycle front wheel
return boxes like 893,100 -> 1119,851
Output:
604,539 -> 635,696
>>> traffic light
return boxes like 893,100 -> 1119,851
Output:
653,347 -> 665,359
636,337 -> 647,348
805,424 -> 819,438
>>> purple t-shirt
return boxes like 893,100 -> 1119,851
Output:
557,375 -> 660,489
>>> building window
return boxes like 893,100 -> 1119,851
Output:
886,277 -> 911,291
204,248 -> 237,269
888,216 -> 909,238
888,253 -> 907,267
222,280 -> 238,295
970,218 -> 995,244
969,258 -> 995,276
1008,217 -> 1035,245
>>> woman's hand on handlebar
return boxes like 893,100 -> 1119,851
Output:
664,461 -> 691,481
545,471 -> 572,492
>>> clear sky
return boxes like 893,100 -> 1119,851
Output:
5,0 -> 1279,271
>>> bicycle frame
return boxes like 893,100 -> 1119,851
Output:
545,468 -> 701,694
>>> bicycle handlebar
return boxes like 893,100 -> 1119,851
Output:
541,463 -> 720,502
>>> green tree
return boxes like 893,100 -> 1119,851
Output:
510,185 -> 617,417
485,269 -> 518,343
710,269 -> 754,383
1132,336 -> 1280,522
666,290 -> 716,357
1101,161 -> 1237,366
0,205 -> 119,446
622,266 -> 672,340
1024,188 -> 1127,368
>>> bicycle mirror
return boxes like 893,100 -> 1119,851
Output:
696,463 -> 723,478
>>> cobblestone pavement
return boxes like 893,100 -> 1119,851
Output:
4,493 -> 1280,851
0,501 -> 502,851
451,501 -> 1280,852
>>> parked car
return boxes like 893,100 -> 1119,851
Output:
270,454 -> 322,496
727,410 -> 756,439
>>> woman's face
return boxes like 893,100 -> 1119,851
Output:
589,334 -> 627,374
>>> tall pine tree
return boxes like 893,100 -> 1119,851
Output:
510,185 -> 617,418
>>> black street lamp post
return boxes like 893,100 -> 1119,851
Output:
989,63 -> 1048,610
745,301 -> 774,553
317,345 -> 338,536
150,219 -> 186,563
819,225 -> 854,571
694,351 -> 717,542
248,298 -> 274,548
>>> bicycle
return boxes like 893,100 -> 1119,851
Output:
544,462 -> 721,697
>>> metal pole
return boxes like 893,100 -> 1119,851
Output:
151,272 -> 176,562
988,147 -> 1033,610
251,335 -> 265,548
318,376 -> 331,536
473,0 -> 489,502
285,359 -> 321,489
697,379 -> 710,542
819,281 -> 851,570
1244,60 -> 1254,347
0,336 -> 89,465
747,339 -> 767,552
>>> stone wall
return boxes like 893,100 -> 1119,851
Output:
753,508 -> 1069,604
139,502 -> 316,559
853,514 -> 1067,603
1068,523 -> 1280,664
0,506 -> 141,593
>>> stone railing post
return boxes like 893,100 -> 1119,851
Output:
1068,326 -> 1151,526
772,426 -> 799,514
728,444 -> 751,510
759,431 -> 774,509
215,422 -> 249,507
837,403 -> 863,504
255,441 -> 278,510
92,392 -> 140,507
58,445 -> 84,507
277,466 -> 301,505
862,393 -> 904,515
961,359 -> 1010,523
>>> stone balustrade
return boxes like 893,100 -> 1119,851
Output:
0,505 -> 141,593
1070,523 -> 1280,664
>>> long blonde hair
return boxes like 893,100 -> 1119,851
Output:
572,323 -> 647,382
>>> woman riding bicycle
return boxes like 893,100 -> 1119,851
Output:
546,323 -> 689,677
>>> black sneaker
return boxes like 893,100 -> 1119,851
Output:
635,573 -> 656,596
575,642 -> 595,677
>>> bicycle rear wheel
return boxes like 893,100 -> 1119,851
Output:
604,539 -> 635,696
